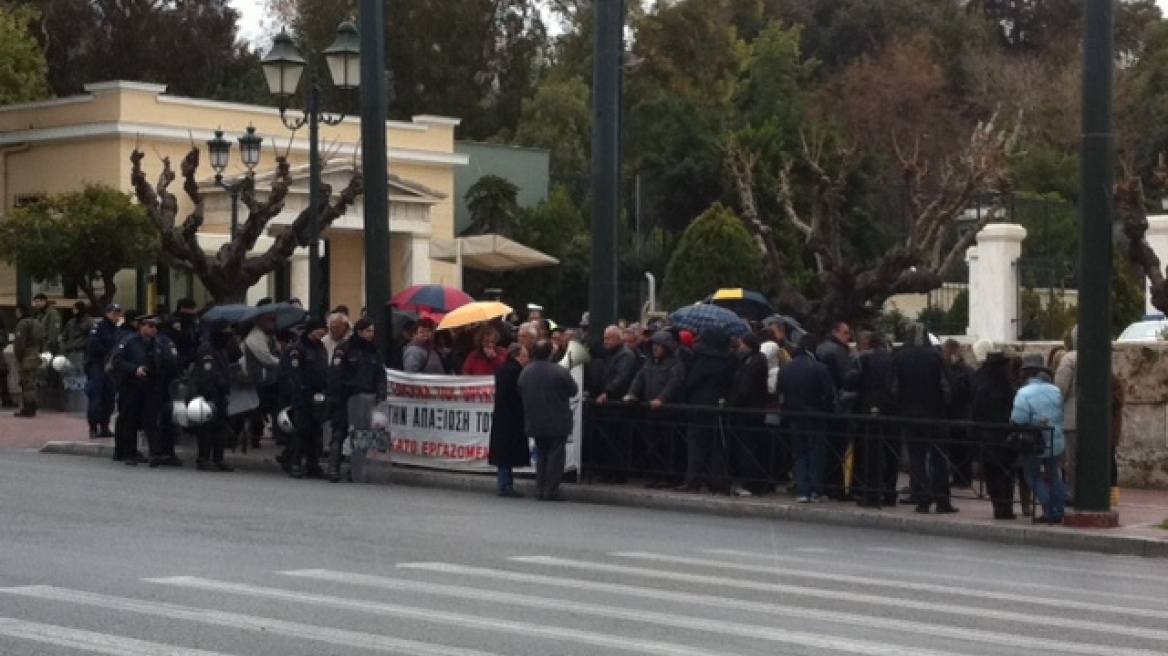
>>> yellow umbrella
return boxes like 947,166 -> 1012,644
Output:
437,301 -> 513,331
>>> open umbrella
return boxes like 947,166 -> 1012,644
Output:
389,284 -> 474,318
762,313 -> 806,344
391,308 -> 419,335
670,303 -> 751,339
437,301 -> 513,331
201,302 -> 307,330
703,288 -> 775,321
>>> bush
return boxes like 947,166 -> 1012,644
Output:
662,203 -> 761,309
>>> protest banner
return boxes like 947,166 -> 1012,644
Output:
370,368 -> 584,473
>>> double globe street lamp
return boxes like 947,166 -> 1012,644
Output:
206,126 -> 264,238
261,21 -> 361,319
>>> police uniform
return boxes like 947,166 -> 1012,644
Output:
112,317 -> 177,465
12,312 -> 45,417
279,330 -> 328,478
84,314 -> 121,436
326,332 -> 386,482
191,330 -> 234,471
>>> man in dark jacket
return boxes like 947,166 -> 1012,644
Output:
164,298 -> 202,373
847,332 -> 900,507
590,325 -> 638,483
279,318 -> 329,479
113,316 -> 179,466
727,334 -> 769,495
971,349 -> 1018,519
893,323 -> 957,513
192,319 -> 236,471
677,327 -> 738,494
327,318 -> 387,483
85,304 -> 123,437
624,330 -> 686,488
816,320 -> 853,499
778,335 -> 835,502
942,339 -> 976,488
518,339 -> 579,501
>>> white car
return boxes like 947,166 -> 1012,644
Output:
1116,319 -> 1168,343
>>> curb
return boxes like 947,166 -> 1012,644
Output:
39,441 -> 1168,558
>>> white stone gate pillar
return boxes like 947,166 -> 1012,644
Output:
1145,215 -> 1168,316
965,246 -> 979,337
968,223 -> 1027,342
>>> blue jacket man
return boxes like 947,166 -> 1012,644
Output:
778,337 -> 835,502
84,304 -> 123,438
112,315 -> 178,467
1011,354 -> 1066,523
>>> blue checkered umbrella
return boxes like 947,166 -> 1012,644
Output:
669,303 -> 751,339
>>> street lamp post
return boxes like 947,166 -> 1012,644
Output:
262,22 -> 361,320
206,126 -> 263,237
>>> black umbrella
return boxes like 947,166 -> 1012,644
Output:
201,302 -> 307,330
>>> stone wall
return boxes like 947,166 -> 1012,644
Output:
964,340 -> 1168,489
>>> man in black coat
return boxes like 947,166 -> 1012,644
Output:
893,323 -> 957,513
164,298 -> 202,373
518,339 -> 579,501
816,320 -> 854,500
677,327 -> 738,494
624,330 -> 686,488
112,315 -> 178,466
84,304 -> 123,438
490,343 -> 532,497
279,319 -> 329,479
589,325 -> 638,483
727,333 -> 769,495
847,332 -> 900,507
942,339 -> 976,488
191,319 -> 235,471
327,318 -> 387,483
778,335 -> 836,502
971,349 -> 1018,519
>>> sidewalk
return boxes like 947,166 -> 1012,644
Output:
6,410 -> 1168,557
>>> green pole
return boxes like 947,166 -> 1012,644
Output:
588,0 -> 625,339
360,0 -> 390,365
1072,0 -> 1116,525
308,84 -> 326,320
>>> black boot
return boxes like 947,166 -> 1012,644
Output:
328,449 -> 342,483
15,402 -> 35,418
97,424 -> 114,438
89,424 -> 98,439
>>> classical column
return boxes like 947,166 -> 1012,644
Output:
409,236 -> 431,287
288,250 -> 310,309
969,223 -> 1027,343
964,246 -> 979,337
245,274 -> 272,305
1144,215 -> 1168,316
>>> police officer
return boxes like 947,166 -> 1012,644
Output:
152,324 -> 183,465
12,304 -> 45,418
112,315 -> 179,466
32,293 -> 61,355
164,298 -> 201,372
84,304 -> 123,437
326,318 -> 386,483
191,319 -> 235,472
279,318 -> 329,479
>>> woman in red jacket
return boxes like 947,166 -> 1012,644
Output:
461,326 -> 507,376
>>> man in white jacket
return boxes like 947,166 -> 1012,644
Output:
244,312 -> 281,447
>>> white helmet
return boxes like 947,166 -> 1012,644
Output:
186,397 -> 214,426
51,355 -> 70,372
371,410 -> 389,431
277,407 -> 295,433
39,352 -> 52,367
171,400 -> 190,427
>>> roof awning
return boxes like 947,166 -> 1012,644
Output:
430,234 -> 559,272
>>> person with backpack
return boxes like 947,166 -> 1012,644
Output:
12,304 -> 45,418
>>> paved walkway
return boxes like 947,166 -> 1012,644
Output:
5,409 -> 1168,556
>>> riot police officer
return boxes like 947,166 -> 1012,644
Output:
191,319 -> 235,472
164,298 -> 201,372
85,304 -> 123,437
326,318 -> 386,483
12,304 -> 45,418
279,318 -> 329,479
112,315 -> 178,466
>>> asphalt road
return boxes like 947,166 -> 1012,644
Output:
1,450 -> 1167,656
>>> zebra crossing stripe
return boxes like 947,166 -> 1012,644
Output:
613,551 -> 1168,619
0,585 -> 501,656
510,556 -> 1168,643
0,616 -> 233,656
395,562 -> 1162,656
281,568 -> 982,656
704,549 -> 1167,605
143,575 -> 742,656
864,547 -> 1168,583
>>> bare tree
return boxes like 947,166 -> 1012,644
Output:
1117,158 -> 1168,314
727,114 -> 1022,326
129,144 -> 363,305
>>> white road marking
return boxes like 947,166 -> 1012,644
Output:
144,576 -> 740,656
510,556 -> 1168,642
0,616 -> 233,656
395,562 -> 1161,656
282,568 -> 985,656
864,547 -> 1168,583
705,548 -> 1166,605
614,551 -> 1168,619
0,585 -> 501,656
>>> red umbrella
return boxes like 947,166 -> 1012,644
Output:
388,284 -> 474,320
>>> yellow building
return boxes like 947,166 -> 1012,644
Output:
0,80 -> 467,312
